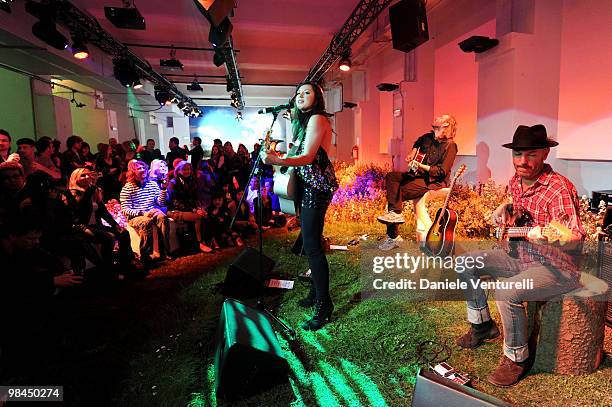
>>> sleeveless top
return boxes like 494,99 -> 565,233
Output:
293,119 -> 338,209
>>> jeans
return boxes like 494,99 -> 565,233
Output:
458,249 -> 578,362
300,205 -> 331,303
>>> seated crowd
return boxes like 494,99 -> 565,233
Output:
0,129 -> 287,376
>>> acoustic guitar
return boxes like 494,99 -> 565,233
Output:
495,205 -> 573,257
424,164 -> 466,256
407,147 -> 426,175
262,129 -> 298,215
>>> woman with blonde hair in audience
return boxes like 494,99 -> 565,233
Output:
69,167 -> 134,276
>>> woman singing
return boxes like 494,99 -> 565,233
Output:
262,81 -> 338,330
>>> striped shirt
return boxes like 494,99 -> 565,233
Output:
120,180 -> 167,218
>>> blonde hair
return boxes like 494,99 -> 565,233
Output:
149,159 -> 167,180
434,114 -> 458,140
68,168 -> 88,194
127,159 -> 149,185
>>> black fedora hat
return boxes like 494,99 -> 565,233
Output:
502,124 -> 558,150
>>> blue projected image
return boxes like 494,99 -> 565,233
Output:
189,106 -> 289,153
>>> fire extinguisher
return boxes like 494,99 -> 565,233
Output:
352,145 -> 359,160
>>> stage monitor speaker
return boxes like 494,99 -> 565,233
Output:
412,369 -> 511,407
194,0 -> 236,27
224,247 -> 275,296
214,298 -> 289,400
389,0 -> 429,53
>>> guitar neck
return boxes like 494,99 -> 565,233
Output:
503,227 -> 532,238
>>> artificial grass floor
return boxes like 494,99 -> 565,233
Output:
116,225 -> 611,407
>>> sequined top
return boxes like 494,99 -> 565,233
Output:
294,134 -> 338,209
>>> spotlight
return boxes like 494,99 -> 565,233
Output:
338,50 -> 351,72
154,86 -> 171,105
235,111 -> 242,121
458,36 -> 499,53
209,17 -> 233,48
177,101 -> 185,110
187,78 -> 203,92
71,39 -> 89,60
213,49 -> 225,67
70,91 -> 86,108
113,58 -> 140,88
26,1 -> 68,50
1,0 -> 15,13
133,80 -> 143,89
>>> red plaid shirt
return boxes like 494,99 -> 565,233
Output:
509,164 -> 585,279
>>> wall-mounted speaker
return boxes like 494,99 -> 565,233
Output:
412,369 -> 511,407
389,0 -> 429,53
214,298 -> 289,400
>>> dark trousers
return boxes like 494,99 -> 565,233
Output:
300,206 -> 331,303
385,171 -> 429,238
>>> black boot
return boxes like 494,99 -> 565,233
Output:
298,285 -> 316,308
300,299 -> 333,331
456,319 -> 500,349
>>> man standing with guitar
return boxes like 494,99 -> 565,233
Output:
456,124 -> 585,387
377,115 -> 458,250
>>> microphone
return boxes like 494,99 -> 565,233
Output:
258,101 -> 294,114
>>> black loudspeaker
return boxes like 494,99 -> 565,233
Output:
224,248 -> 275,296
389,0 -> 429,53
214,298 -> 289,400
412,369 -> 511,407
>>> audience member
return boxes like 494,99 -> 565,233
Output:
95,143 -> 122,201
167,161 -> 212,253
139,138 -> 163,165
35,137 -> 62,179
62,135 -> 85,178
120,160 -> 170,262
166,137 -> 188,170
188,136 -> 204,170
0,129 -> 20,164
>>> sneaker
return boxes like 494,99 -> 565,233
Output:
377,211 -> 406,224
378,235 -> 403,251
199,242 -> 213,253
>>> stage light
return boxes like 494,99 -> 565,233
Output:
1,0 -> 15,13
154,86 -> 171,105
26,1 -> 68,50
213,49 -> 225,67
235,111 -> 242,121
133,80 -> 143,89
209,17 -> 233,48
71,39 -> 89,59
113,58 -> 140,88
187,78 -> 203,92
338,49 -> 351,72
177,101 -> 185,110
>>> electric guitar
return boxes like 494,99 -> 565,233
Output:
262,129 -> 298,215
424,164 -> 466,256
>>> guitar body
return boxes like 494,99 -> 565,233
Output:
273,165 -> 297,215
408,149 -> 426,175
424,208 -> 458,256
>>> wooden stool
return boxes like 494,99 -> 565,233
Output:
413,188 -> 450,242
532,272 -> 608,375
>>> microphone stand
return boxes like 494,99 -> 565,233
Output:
230,110 -> 296,340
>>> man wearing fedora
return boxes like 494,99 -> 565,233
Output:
455,124 -> 584,387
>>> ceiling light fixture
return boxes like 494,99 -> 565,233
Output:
1,0 -> 15,13
113,57 -> 140,88
187,77 -> 203,92
160,45 -> 183,71
338,49 -> 351,72
71,38 -> 89,59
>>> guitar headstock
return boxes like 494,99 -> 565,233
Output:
453,164 -> 467,181
542,220 -> 573,245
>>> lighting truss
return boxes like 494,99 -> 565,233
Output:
217,37 -> 244,109
49,0 -> 200,111
305,0 -> 392,83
